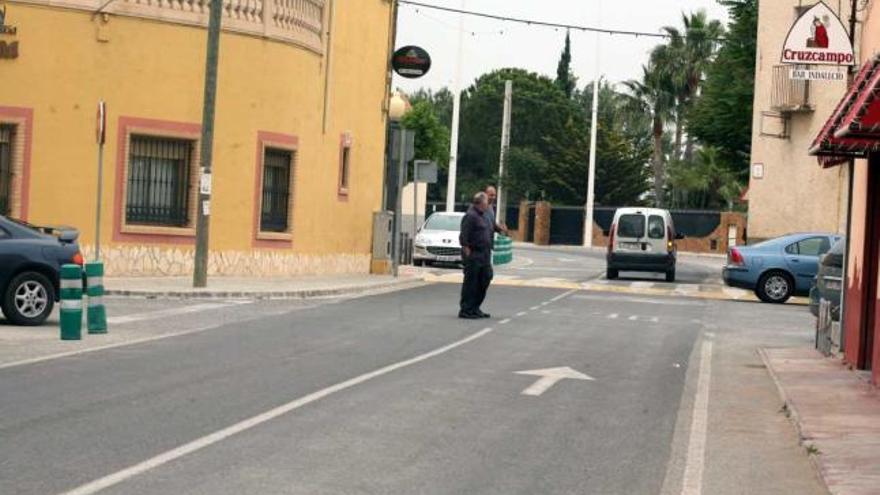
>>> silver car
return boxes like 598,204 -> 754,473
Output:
413,212 -> 465,266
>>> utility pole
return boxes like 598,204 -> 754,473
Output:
193,0 -> 222,288
497,80 -> 512,215
446,0 -> 465,212
583,4 -> 601,248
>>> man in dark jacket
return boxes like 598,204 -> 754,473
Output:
459,192 -> 494,319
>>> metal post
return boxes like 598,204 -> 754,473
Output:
94,101 -> 106,261
498,80 -> 512,215
392,129 -> 408,276
193,0 -> 223,288
584,4 -> 601,248
446,0 -> 465,212
413,159 -> 419,246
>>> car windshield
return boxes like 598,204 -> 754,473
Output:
424,215 -> 463,231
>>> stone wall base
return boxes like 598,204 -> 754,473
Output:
80,245 -> 371,277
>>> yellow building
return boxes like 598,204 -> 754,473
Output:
0,0 -> 394,276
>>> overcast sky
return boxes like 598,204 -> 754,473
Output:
393,0 -> 730,93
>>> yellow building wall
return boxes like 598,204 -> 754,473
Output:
0,1 -> 392,275
748,0 -> 851,241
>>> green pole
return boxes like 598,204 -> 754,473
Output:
59,264 -> 83,340
85,261 -> 107,334
193,0 -> 223,288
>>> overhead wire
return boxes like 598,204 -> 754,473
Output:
399,0 -> 676,39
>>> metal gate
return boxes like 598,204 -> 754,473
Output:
549,206 -> 585,245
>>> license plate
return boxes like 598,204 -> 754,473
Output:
437,256 -> 457,262
619,242 -> 641,250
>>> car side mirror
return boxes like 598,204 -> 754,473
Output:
675,232 -> 686,240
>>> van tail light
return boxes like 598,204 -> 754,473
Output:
667,226 -> 674,252
729,248 -> 745,267
72,252 -> 85,266
607,224 -> 615,253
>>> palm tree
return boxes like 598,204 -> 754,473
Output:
660,11 -> 725,162
623,64 -> 676,207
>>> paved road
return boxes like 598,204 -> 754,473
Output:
0,247 -> 825,494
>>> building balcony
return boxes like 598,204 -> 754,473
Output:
770,65 -> 813,113
10,0 -> 326,53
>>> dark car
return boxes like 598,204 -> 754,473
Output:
0,215 -> 83,325
723,233 -> 841,303
809,237 -> 845,320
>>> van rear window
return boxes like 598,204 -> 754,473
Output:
648,215 -> 665,239
617,215 -> 645,238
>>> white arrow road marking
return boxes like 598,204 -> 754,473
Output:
515,366 -> 595,396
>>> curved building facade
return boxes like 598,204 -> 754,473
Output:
0,0 -> 394,276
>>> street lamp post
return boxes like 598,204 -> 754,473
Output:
583,1 -> 602,248
388,92 -> 410,277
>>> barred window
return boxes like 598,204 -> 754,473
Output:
126,135 -> 193,227
0,124 -> 13,216
261,148 -> 293,233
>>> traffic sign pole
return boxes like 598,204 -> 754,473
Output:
95,100 -> 106,261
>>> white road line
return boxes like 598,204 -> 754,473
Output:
58,326 -> 497,495
608,313 -> 619,319
499,318 -> 512,325
540,301 -> 550,306
650,317 -> 660,323
628,315 -> 638,321
108,302 -> 241,325
680,339 -> 713,495
516,311 -> 528,317
550,291 -> 574,302
529,305 -> 540,311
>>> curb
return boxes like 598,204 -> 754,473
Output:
105,278 -> 426,300
758,347 -> 833,495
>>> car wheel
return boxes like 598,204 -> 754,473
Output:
606,267 -> 619,280
665,268 -> 676,283
756,271 -> 793,304
3,271 -> 55,326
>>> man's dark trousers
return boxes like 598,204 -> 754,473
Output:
460,256 -> 494,314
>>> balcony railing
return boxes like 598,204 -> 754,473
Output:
11,0 -> 326,53
771,65 -> 813,113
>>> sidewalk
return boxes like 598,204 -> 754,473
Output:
761,347 -> 880,495
104,273 -> 423,299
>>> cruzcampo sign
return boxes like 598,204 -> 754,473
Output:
392,45 -> 431,79
781,1 -> 854,66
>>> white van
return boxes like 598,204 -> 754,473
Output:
605,208 -> 683,282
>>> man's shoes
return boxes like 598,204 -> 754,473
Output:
476,310 -> 491,318
458,311 -> 480,319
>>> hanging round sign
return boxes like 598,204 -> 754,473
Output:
392,45 -> 431,79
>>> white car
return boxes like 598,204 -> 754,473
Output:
605,207 -> 683,282
413,212 -> 466,266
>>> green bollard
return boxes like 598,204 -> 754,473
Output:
59,264 -> 83,340
85,261 -> 107,334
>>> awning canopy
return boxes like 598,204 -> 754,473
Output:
810,55 -> 880,167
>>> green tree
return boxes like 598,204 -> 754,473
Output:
658,11 -> 725,162
502,147 -> 550,204
689,0 -> 757,177
401,100 -> 450,200
555,31 -> 577,99
458,68 -> 583,203
623,64 -> 676,207
667,146 -> 742,210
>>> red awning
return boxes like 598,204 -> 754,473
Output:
809,55 -> 880,167
835,59 -> 880,139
